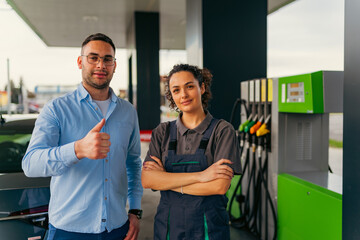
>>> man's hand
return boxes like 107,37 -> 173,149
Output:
74,119 -> 111,159
124,213 -> 140,240
199,159 -> 234,183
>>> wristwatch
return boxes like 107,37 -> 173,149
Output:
128,209 -> 143,219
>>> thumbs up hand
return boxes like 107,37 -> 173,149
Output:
74,119 -> 111,160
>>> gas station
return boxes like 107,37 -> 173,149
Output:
4,0 -> 360,239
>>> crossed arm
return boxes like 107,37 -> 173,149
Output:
141,156 -> 234,196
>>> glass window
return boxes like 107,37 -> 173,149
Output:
0,118 -> 35,173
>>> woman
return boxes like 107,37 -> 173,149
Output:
142,64 -> 242,240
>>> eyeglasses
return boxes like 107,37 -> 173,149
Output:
81,55 -> 116,66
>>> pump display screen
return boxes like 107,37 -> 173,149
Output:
287,82 -> 305,103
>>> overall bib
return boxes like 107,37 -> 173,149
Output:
154,119 -> 230,240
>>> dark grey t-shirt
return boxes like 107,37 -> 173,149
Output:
145,112 -> 242,174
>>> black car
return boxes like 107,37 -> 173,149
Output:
0,115 -> 50,240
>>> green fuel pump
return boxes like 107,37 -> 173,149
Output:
275,71 -> 343,240
227,71 -> 343,240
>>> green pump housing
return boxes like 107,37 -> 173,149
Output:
278,71 -> 343,114
275,71 -> 343,239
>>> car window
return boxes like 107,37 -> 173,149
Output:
0,118 -> 35,173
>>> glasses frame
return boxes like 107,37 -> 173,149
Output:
81,55 -> 116,66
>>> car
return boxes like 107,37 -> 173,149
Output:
0,114 -> 50,240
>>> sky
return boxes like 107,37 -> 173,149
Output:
267,0 -> 344,77
0,0 -> 344,93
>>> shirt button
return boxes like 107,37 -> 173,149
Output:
95,107 -> 98,111
105,159 -> 108,163
105,197 -> 107,200
185,146 -> 190,151
105,178 -> 108,182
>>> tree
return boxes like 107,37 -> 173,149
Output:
4,78 -> 22,104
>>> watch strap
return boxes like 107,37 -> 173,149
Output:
128,209 -> 142,219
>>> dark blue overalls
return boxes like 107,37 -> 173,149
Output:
154,119 -> 230,240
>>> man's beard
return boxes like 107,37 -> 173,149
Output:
83,71 -> 111,89
84,78 -> 110,89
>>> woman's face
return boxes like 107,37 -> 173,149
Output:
169,71 -> 205,114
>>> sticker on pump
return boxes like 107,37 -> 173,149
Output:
281,84 -> 286,103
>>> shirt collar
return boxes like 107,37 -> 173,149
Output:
77,83 -> 117,103
176,111 -> 213,135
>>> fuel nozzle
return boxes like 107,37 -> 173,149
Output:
239,114 -> 252,132
256,115 -> 271,137
250,116 -> 263,135
244,115 -> 257,133
239,120 -> 250,132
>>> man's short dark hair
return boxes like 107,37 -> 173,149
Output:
81,33 -> 116,53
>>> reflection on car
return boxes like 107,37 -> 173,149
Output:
0,114 -> 50,240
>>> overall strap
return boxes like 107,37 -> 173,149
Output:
168,120 -> 177,156
197,118 -> 219,153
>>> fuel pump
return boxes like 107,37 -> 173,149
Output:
228,79 -> 277,240
227,80 -> 253,226
227,71 -> 343,240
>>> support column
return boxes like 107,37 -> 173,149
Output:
186,0 -> 267,127
343,0 -> 360,238
128,12 -> 160,130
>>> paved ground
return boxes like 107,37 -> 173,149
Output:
329,113 -> 343,177
329,113 -> 343,142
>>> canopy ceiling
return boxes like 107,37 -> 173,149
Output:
7,0 -> 294,49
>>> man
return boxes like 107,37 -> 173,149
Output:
22,33 -> 143,240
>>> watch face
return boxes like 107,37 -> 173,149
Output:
129,209 -> 142,219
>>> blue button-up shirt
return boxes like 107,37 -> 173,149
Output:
22,84 -> 143,233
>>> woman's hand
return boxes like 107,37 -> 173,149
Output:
199,159 -> 234,183
143,155 -> 165,172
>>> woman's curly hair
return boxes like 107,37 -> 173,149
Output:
165,64 -> 213,112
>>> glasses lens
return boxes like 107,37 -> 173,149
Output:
87,55 -> 99,64
104,57 -> 115,66
84,55 -> 115,66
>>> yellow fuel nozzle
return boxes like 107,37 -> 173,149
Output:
256,123 -> 270,137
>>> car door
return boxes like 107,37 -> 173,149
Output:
0,116 -> 50,240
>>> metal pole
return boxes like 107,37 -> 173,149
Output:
7,58 -> 11,115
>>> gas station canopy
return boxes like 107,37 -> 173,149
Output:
7,0 -> 294,49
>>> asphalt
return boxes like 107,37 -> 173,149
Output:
329,113 -> 343,142
328,114 -> 343,177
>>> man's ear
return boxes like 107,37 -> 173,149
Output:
77,56 -> 83,69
